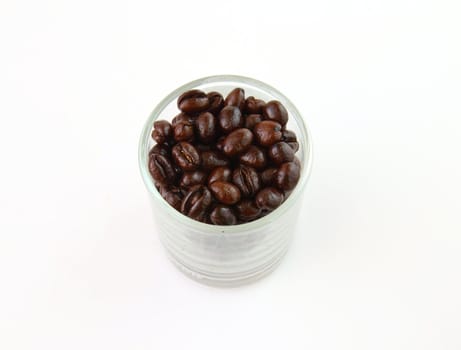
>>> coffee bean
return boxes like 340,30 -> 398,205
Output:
222,128 -> 253,156
224,88 -> 245,110
172,142 -> 201,171
287,142 -> 299,152
172,113 -> 194,127
201,150 -> 230,170
255,187 -> 284,211
268,142 -> 295,165
244,114 -> 263,130
281,130 -> 299,152
275,161 -> 301,191
260,167 -> 277,186
152,120 -> 172,144
148,154 -> 176,185
180,185 -> 212,221
232,165 -> 261,197
179,170 -> 207,188
196,112 -> 216,143
149,143 -> 170,157
245,96 -> 266,114
209,181 -> 241,205
218,106 -> 243,134
208,166 -> 232,185
207,91 -> 224,115
216,136 -> 226,152
177,89 -> 209,113
159,185 -> 183,210
235,200 -> 262,222
254,121 -> 283,146
209,205 -> 237,225
239,145 -> 267,169
262,100 -> 288,126
173,121 -> 194,142
282,129 -> 297,142
293,156 -> 301,168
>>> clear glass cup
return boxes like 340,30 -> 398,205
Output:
138,75 -> 313,287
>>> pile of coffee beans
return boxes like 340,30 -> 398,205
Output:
148,88 -> 301,225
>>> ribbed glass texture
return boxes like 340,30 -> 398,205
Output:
139,75 -> 313,286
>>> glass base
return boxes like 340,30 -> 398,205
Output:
164,246 -> 289,288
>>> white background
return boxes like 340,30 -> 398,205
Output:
1,0 -> 460,349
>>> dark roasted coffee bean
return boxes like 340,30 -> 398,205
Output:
152,120 -> 172,144
282,129 -> 297,142
253,121 -> 283,147
201,150 -> 230,170
218,106 -> 243,134
281,130 -> 299,152
172,142 -> 201,171
179,170 -> 207,188
149,143 -> 170,157
287,141 -> 299,152
262,100 -> 288,126
148,154 -> 176,185
224,88 -> 245,110
245,96 -> 266,114
235,200 -> 262,222
208,166 -> 232,185
207,91 -> 224,115
180,185 -> 212,221
260,167 -> 277,186
159,185 -> 183,210
177,89 -> 209,113
216,136 -> 226,152
255,187 -> 284,211
172,113 -> 194,127
275,161 -> 301,191
195,112 -> 216,143
244,114 -> 263,130
173,121 -> 194,142
209,205 -> 237,225
209,181 -> 241,205
232,165 -> 261,197
268,142 -> 295,165
222,128 -> 253,156
239,145 -> 267,170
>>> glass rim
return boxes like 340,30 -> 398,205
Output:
138,74 -> 313,236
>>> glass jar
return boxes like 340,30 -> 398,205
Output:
138,75 -> 313,287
